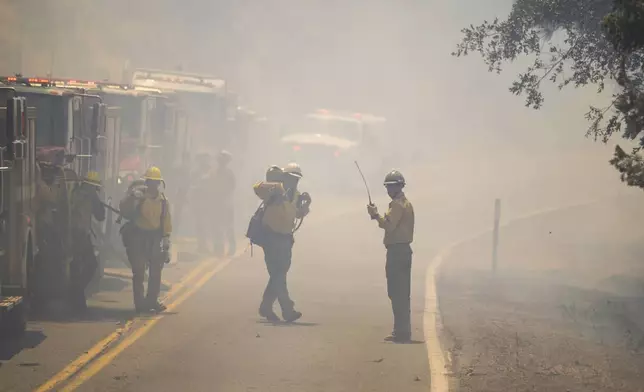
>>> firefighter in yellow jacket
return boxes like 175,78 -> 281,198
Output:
367,170 -> 415,342
119,166 -> 172,313
253,163 -> 310,322
69,171 -> 106,312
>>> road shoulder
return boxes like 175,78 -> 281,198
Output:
436,199 -> 644,392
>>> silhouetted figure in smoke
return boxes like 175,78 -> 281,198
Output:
211,150 -> 236,257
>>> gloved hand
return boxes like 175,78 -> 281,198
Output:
161,236 -> 171,251
300,192 -> 312,206
161,236 -> 171,264
367,204 -> 378,219
297,192 -> 312,212
133,188 -> 144,198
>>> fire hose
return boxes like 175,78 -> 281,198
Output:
293,192 -> 311,234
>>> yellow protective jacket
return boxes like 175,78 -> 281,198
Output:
253,182 -> 304,235
119,189 -> 172,236
377,192 -> 414,246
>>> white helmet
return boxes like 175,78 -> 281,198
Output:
283,162 -> 303,178
217,150 -> 232,163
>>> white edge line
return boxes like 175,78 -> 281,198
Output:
423,198 -> 601,392
424,247 -> 451,392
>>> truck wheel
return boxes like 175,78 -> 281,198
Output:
1,300 -> 27,338
9,302 -> 27,336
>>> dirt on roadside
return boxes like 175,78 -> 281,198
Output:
437,198 -> 644,392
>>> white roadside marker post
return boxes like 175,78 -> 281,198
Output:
492,198 -> 501,273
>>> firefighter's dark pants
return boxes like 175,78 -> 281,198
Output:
260,233 -> 295,314
124,227 -> 164,310
386,243 -> 413,339
70,230 -> 98,310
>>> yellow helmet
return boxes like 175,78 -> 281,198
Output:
143,166 -> 163,181
84,171 -> 102,187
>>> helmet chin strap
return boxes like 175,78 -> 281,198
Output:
283,177 -> 299,196
285,187 -> 296,202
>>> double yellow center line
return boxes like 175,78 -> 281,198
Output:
35,257 -> 230,392
34,202 -> 372,391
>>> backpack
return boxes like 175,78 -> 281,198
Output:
246,201 -> 267,248
119,191 -> 168,249
119,182 -> 146,221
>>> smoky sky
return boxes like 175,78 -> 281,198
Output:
2,0 -> 613,155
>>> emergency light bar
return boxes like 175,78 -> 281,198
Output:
47,78 -> 158,95
1,76 -> 53,87
1,76 -> 168,100
131,86 -> 164,94
49,78 -> 128,90
2,76 -> 101,89
52,79 -> 97,89
309,109 -> 387,123
131,69 -> 226,94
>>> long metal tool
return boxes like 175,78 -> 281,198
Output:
100,201 -> 120,215
354,160 -> 372,204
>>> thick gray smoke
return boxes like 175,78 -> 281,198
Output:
1,0 -> 620,208
3,1 -> 614,154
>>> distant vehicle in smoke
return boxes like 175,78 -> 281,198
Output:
279,109 -> 389,191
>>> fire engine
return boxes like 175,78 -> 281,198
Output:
45,80 -> 154,186
0,93 -> 37,335
43,78 -> 191,265
279,109 -> 389,191
49,79 -> 190,186
0,76 -> 115,300
131,68 -> 227,153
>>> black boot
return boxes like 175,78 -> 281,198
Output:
283,310 -> 302,323
259,306 -> 280,322
69,289 -> 88,314
149,301 -> 167,313
384,333 -> 411,343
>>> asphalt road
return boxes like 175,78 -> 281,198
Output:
72,203 -> 431,392
0,252 -> 192,392
0,146 -> 635,391
0,190 -> 435,392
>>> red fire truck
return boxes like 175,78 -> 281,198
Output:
131,69 -> 227,153
0,92 -> 38,336
41,78 -> 190,265
48,79 -> 190,186
0,76 -> 117,299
